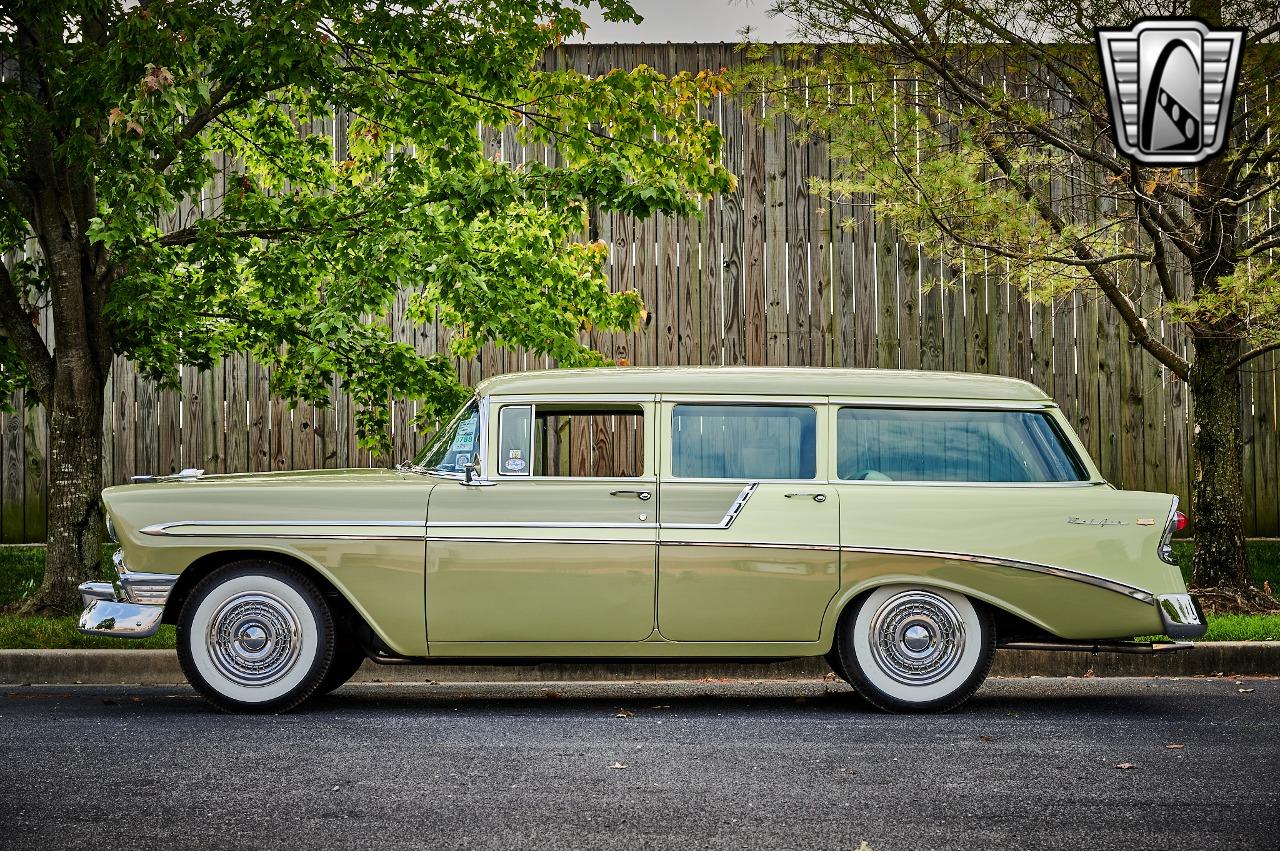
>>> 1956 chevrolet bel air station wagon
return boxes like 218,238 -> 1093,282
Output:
80,367 -> 1206,713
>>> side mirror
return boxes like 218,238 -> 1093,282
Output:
459,459 -> 495,486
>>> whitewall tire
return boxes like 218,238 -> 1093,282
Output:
837,585 -> 995,713
178,561 -> 336,713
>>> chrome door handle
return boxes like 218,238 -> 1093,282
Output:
610,490 -> 652,501
785,492 -> 827,503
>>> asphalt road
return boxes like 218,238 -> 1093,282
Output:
1,677 -> 1277,851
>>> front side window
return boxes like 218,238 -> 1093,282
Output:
671,404 -> 816,480
413,400 -> 480,475
498,404 -> 644,477
836,407 -> 1087,483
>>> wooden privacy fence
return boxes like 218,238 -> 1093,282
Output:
1,44 -> 1278,542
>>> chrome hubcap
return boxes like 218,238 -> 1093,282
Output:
207,592 -> 303,687
868,590 -> 966,686
238,624 -> 268,652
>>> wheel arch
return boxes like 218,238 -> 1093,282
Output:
819,575 -> 1057,651
161,549 -> 384,653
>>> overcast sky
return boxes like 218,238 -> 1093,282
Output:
569,0 -> 797,43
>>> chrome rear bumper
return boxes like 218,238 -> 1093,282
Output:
1157,593 -> 1208,640
77,550 -> 177,639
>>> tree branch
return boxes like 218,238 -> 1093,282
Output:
1227,341 -> 1280,371
0,261 -> 53,406
978,131 -> 1191,380
1135,201 -> 1180,304
150,82 -> 254,176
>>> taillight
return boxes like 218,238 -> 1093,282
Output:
1159,500 -> 1183,565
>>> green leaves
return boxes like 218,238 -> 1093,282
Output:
743,3 -> 1280,372
0,1 -> 730,452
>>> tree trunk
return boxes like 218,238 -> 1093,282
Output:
18,353 -> 106,615
1187,336 -> 1251,589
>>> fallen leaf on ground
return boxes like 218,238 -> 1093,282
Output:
1114,762 -> 1137,770
609,762 -> 627,770
979,735 -> 993,742
614,708 -> 634,718
822,672 -> 838,681
1166,743 -> 1184,750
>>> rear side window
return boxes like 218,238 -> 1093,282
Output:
836,407 -> 1087,483
672,404 -> 816,479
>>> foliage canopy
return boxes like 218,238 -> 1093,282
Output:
744,1 -> 1279,379
0,0 -> 734,447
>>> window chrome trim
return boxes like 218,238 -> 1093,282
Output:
840,545 -> 1155,604
491,397 -> 651,480
488,393 -> 657,405
832,399 -> 1055,410
832,403 -> 1092,485
496,404 -> 534,478
833,480 -> 1108,488
669,402 -> 820,482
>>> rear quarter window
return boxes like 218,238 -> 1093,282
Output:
836,407 -> 1087,483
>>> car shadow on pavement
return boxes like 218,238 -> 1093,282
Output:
3,677 -> 1215,718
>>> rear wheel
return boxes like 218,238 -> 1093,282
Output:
178,561 -> 335,714
836,585 -> 995,713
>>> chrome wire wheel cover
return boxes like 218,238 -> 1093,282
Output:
206,591 -> 303,687
866,590 -> 967,687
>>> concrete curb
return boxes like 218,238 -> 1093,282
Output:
2,643 -> 1278,685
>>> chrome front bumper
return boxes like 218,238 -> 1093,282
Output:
77,550 -> 177,639
1157,593 -> 1208,640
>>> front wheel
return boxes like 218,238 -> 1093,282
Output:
178,561 -> 336,713
836,585 -> 995,713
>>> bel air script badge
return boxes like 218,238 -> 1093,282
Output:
1067,516 -> 1127,527
1096,18 -> 1244,166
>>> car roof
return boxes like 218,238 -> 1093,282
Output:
475,367 -> 1051,402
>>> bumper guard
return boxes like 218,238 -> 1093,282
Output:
1156,592 -> 1208,640
77,549 -> 177,639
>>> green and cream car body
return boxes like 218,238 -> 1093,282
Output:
83,367 -> 1206,713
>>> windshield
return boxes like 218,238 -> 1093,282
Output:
409,399 -> 480,475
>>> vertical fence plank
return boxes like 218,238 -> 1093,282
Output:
157,385 -> 180,477
764,75 -> 788,367
786,93 -> 813,366
23,399 -> 46,542
2,399 -> 23,542
114,361 -> 137,484
1254,354 -> 1279,534
224,355 -> 249,473
741,94 -> 766,367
